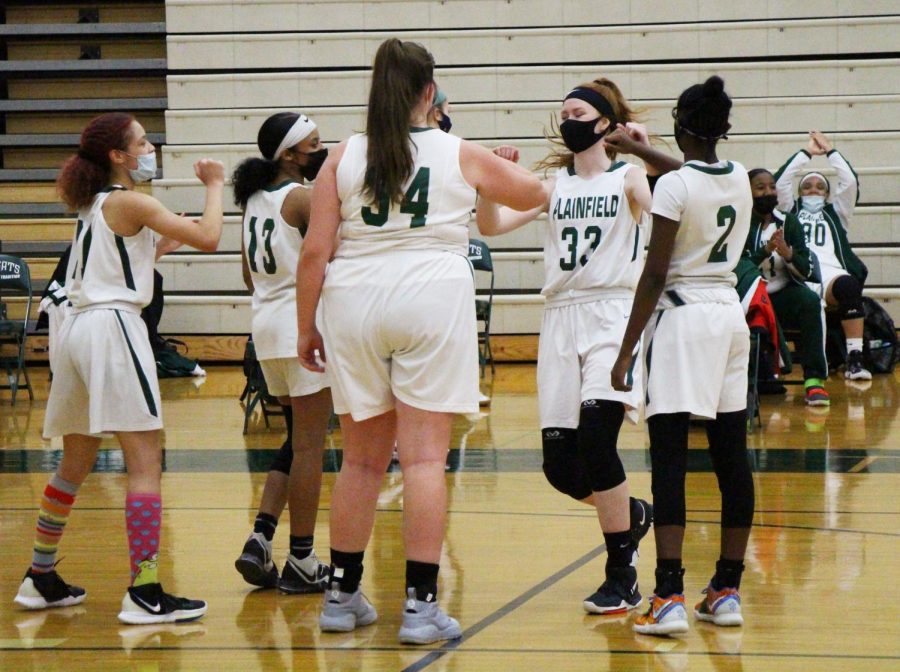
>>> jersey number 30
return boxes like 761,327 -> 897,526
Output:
707,205 -> 736,263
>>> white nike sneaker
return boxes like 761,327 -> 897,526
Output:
118,583 -> 207,625
278,551 -> 329,594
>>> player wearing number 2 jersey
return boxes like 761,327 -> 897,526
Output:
232,112 -> 333,595
613,76 -> 755,637
296,39 -> 543,644
477,78 -> 658,617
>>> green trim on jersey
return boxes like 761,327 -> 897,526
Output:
684,161 -> 734,175
80,226 -> 93,278
114,234 -> 136,290
114,310 -> 158,418
263,179 -> 297,193
100,185 -> 127,194
565,160 -> 627,177
409,126 -> 434,133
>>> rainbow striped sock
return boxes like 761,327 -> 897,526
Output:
32,474 -> 79,573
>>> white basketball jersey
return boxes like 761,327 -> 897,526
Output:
65,186 -> 156,312
335,129 -> 476,257
242,181 -> 305,360
796,208 -> 840,271
543,162 -> 646,301
652,160 -> 752,303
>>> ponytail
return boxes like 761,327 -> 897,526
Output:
363,39 -> 434,205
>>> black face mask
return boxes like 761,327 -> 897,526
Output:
753,194 -> 778,216
299,148 -> 328,181
560,118 -> 605,154
438,113 -> 452,133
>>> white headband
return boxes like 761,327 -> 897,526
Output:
273,115 -> 317,160
799,171 -> 829,191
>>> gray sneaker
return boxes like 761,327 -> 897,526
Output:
318,582 -> 377,633
398,588 -> 461,645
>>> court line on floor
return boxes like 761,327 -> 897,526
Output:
400,543 -> 607,672
1,644 -> 895,662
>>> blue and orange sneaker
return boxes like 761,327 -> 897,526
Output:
694,585 -> 743,627
632,593 -> 689,636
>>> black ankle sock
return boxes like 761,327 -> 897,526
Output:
330,549 -> 365,593
405,560 -> 439,602
711,558 -> 744,591
290,535 -> 314,560
655,559 -> 685,597
603,531 -> 634,568
253,512 -> 278,542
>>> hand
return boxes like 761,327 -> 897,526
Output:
603,126 -> 639,155
622,122 -> 650,145
194,158 -> 225,186
298,328 -> 326,373
492,145 -> 520,163
610,350 -> 634,392
806,132 -> 827,156
811,130 -> 832,153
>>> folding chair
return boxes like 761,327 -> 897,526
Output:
239,336 -> 281,434
468,238 -> 495,377
747,328 -> 764,431
0,254 -> 35,404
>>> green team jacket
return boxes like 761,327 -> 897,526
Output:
744,209 -> 816,286
773,149 -> 867,284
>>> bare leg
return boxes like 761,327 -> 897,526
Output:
395,401 -> 453,564
330,411 -> 396,552
593,481 -> 630,533
116,430 -> 162,495
58,434 -> 102,486
287,388 -> 333,537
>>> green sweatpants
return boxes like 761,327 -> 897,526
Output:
770,283 -> 828,380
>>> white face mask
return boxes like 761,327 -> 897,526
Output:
127,152 -> 157,182
801,195 -> 826,214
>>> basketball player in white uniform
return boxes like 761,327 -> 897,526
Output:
612,76 -> 755,636
477,79 -> 658,616
232,112 -> 333,594
774,131 -> 870,380
296,39 -> 543,644
14,112 -> 224,625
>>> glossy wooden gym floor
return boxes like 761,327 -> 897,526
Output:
0,365 -> 897,671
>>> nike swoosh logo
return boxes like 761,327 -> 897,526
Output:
639,508 -> 646,526
290,560 -> 323,583
131,593 -> 163,614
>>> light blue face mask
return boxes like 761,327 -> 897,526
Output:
127,152 -> 157,182
801,195 -> 826,214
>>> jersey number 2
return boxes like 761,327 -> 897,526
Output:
247,216 -> 276,274
707,205 -> 736,263
362,167 -> 431,228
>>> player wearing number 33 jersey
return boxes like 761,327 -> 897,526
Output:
541,160 -> 648,426
324,128 -> 478,420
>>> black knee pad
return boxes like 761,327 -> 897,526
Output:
706,410 -> 755,528
269,437 -> 293,475
647,413 -> 690,527
576,400 -> 626,493
542,428 -> 592,501
831,275 -> 864,321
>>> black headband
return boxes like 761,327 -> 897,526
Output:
564,88 -> 617,126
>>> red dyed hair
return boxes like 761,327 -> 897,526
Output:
56,112 -> 135,211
